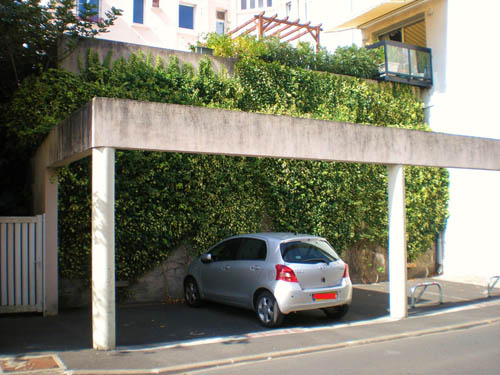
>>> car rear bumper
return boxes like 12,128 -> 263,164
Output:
273,278 -> 352,314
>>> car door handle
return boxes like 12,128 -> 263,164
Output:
250,265 -> 261,271
221,265 -> 231,271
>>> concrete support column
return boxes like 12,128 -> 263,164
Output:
43,168 -> 58,316
387,164 -> 408,320
92,147 -> 116,350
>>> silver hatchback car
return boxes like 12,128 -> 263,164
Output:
184,233 -> 352,327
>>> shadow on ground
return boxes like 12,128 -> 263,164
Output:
0,287 -> 387,353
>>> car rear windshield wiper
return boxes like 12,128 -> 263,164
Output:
304,258 -> 330,264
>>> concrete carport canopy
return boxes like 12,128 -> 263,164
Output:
33,97 -> 500,350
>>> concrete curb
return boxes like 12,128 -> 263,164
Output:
65,317 -> 500,375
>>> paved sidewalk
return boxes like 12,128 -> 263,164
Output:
1,278 -> 499,374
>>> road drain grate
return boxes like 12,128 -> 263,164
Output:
0,355 -> 65,373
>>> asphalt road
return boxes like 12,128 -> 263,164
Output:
189,320 -> 500,375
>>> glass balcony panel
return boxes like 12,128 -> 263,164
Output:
410,50 -> 431,80
367,40 -> 432,87
387,45 -> 409,75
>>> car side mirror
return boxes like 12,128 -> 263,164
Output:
200,253 -> 212,263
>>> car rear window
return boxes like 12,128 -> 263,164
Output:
280,239 -> 339,264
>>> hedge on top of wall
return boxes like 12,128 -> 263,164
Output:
3,45 -> 448,283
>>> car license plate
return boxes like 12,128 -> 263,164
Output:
312,292 -> 337,301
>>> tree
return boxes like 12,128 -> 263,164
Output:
0,0 -> 121,102
0,0 -> 121,215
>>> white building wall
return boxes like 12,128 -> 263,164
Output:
306,0 -> 363,50
232,0 -> 362,50
424,0 -> 500,281
96,0 -> 363,52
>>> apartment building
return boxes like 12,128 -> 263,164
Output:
86,0 -> 232,51
87,0 -> 339,51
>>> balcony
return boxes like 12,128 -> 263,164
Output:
367,40 -> 433,87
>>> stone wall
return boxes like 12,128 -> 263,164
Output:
59,242 -> 194,308
343,241 -> 437,284
124,242 -> 193,304
343,242 -> 388,284
59,240 -> 436,307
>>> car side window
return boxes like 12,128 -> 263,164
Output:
237,238 -> 267,261
210,238 -> 241,261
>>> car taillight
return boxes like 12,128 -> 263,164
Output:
275,264 -> 298,282
343,263 -> 349,279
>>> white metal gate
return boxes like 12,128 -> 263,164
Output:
0,215 -> 44,313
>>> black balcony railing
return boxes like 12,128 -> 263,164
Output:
367,40 -> 433,87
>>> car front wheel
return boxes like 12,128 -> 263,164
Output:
184,277 -> 202,307
255,291 -> 284,328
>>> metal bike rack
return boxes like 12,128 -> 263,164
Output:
410,281 -> 443,309
487,276 -> 499,298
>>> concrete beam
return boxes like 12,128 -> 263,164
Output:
42,98 -> 500,171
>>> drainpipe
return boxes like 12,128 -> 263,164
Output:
436,230 -> 444,275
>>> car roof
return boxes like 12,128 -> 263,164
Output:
230,232 -> 324,242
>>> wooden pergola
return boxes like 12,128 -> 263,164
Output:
227,12 -> 322,52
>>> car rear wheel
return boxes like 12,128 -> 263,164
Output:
323,303 -> 350,319
184,277 -> 202,307
255,291 -> 284,328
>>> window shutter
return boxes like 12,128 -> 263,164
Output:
404,20 -> 426,47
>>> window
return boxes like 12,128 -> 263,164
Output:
210,239 -> 241,261
379,29 -> 402,42
216,10 -> 225,35
237,239 -> 267,261
179,4 -> 194,29
133,0 -> 144,24
281,240 -> 339,264
377,18 -> 426,47
78,0 -> 99,21
240,0 -> 272,10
